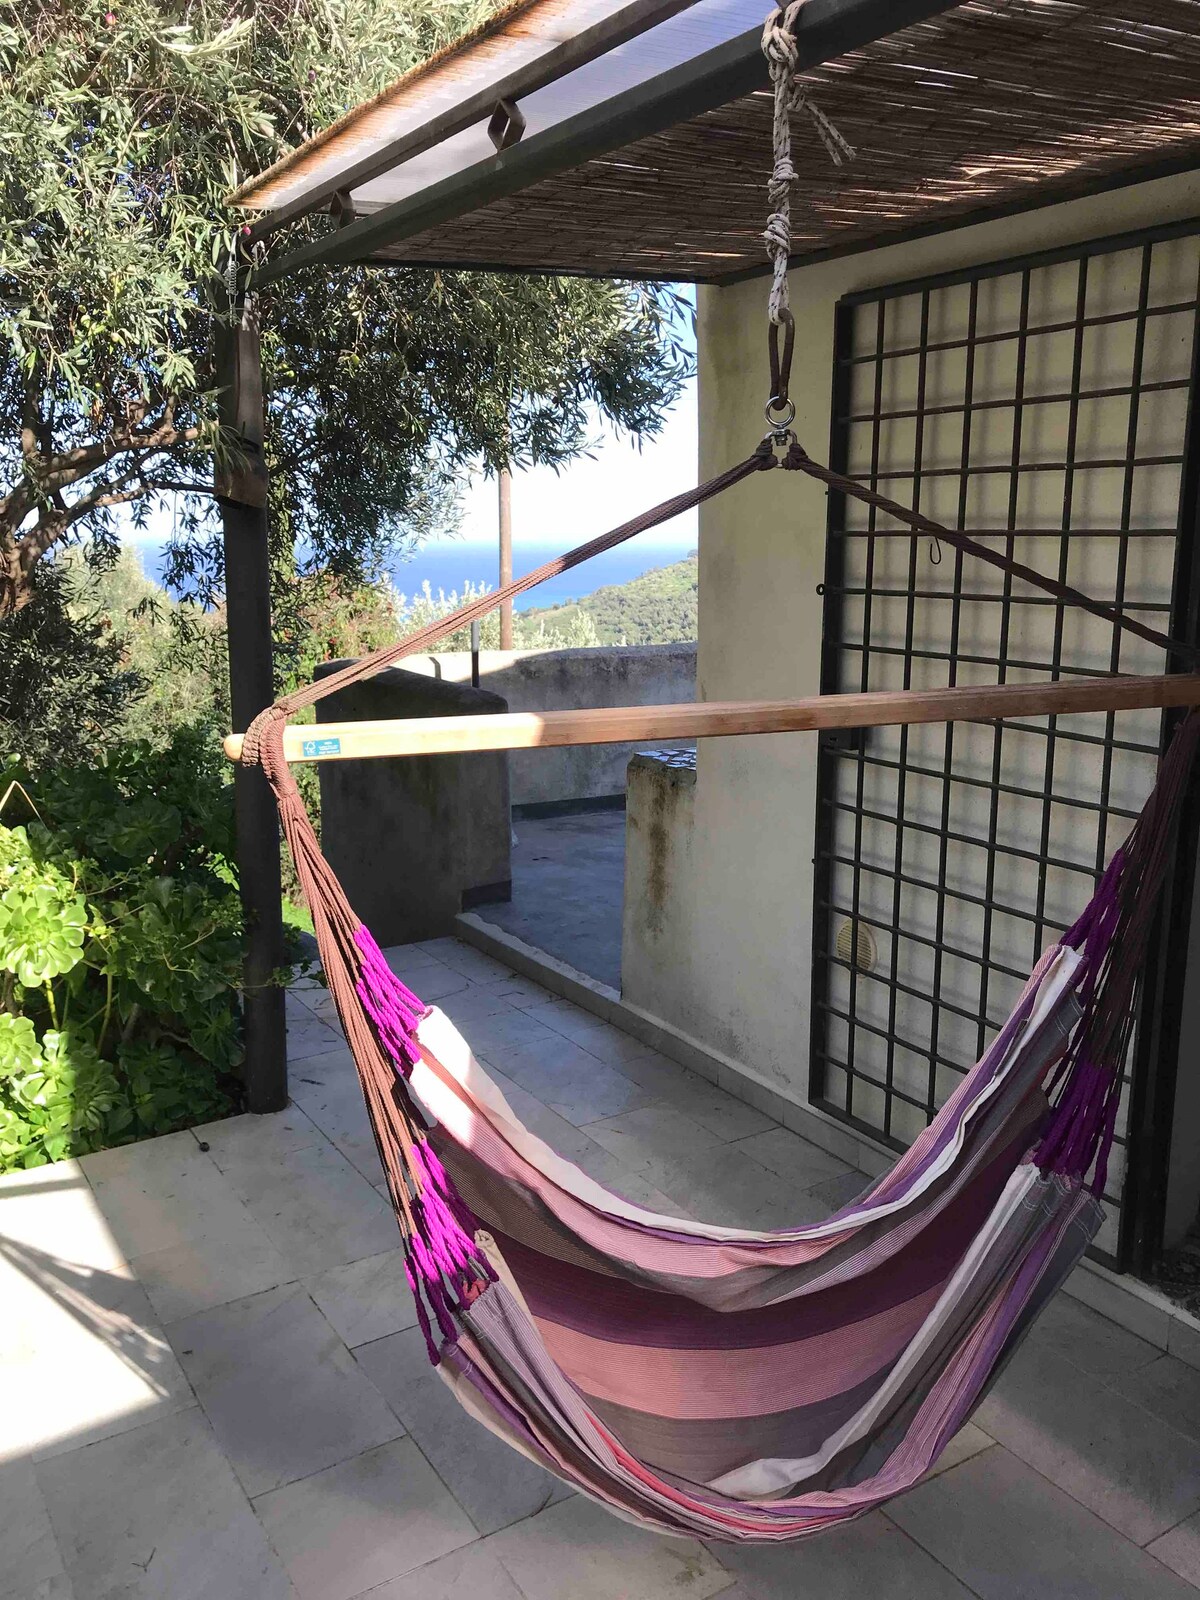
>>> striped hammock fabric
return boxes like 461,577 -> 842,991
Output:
400,948 -> 1093,1536
259,701 -> 1200,1541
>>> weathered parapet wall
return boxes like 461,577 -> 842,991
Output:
621,750 -> 699,1030
314,662 -> 511,945
397,643 -> 695,807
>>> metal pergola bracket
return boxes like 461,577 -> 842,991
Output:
241,0 -> 701,245
488,98 -> 527,152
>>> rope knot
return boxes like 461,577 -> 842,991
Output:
239,703 -> 288,770
760,0 -> 855,329
768,155 -> 798,197
762,4 -> 801,70
762,212 -> 792,253
239,703 -> 307,808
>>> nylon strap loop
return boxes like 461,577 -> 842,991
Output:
768,311 -> 796,408
780,440 -> 1200,670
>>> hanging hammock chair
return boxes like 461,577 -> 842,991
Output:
233,425 -> 1200,1541
227,2 -> 1200,1542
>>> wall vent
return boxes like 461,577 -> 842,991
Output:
836,918 -> 877,974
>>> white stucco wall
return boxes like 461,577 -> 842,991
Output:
623,170 -> 1200,1178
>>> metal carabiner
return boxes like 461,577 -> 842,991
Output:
768,310 -> 796,412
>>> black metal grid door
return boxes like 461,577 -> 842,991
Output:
810,220 -> 1200,1271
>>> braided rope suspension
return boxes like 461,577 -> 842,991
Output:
761,3 -> 855,330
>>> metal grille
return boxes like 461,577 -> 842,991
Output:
810,220 -> 1200,1269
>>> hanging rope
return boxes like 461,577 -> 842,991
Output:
761,1 -> 855,401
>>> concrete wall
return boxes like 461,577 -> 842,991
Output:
624,169 -> 1200,1244
622,751 -> 700,1028
315,663 -> 511,946
397,643 -> 695,807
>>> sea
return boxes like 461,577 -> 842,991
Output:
138,539 -> 692,613
388,540 -> 691,612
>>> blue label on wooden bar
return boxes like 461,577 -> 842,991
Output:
301,737 -> 342,758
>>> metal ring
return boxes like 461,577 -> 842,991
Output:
764,395 -> 796,428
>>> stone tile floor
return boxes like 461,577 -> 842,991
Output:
477,808 -> 625,988
5,935 -> 1200,1597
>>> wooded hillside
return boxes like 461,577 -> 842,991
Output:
522,554 -> 697,645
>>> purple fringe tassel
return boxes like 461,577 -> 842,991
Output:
353,925 -> 426,1075
350,924 -> 494,1363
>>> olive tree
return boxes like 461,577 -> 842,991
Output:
0,0 -> 690,614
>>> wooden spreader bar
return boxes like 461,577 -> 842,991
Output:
225,673 -> 1200,764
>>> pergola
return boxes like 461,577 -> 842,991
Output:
220,0 -> 1200,1109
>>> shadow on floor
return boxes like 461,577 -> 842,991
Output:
1,1233 -> 179,1394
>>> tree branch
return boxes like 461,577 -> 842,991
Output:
142,479 -> 220,499
5,447 -> 171,603
90,487 -> 145,512
39,418 -> 201,493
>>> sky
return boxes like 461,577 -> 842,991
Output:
120,289 -> 699,598
449,375 -> 697,555
122,373 -> 698,598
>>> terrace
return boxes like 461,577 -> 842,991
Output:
6,939 -> 1200,1598
8,0 -> 1200,1595
480,807 -> 628,987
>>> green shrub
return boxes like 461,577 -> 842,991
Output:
0,560 -> 148,768
391,579 -> 602,650
519,553 -> 698,646
0,726 -> 250,1168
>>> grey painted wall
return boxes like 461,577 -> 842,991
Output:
622,751 -> 701,1035
314,663 -> 511,946
396,643 -> 696,806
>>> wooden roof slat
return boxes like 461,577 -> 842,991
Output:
246,0 -> 1200,284
354,0 -> 1200,282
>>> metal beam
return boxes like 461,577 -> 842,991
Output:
245,0 -> 700,242
363,254 -> 707,283
215,286 -> 290,1115
255,0 -> 962,286
298,153 -> 1200,287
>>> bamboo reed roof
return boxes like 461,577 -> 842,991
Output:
244,0 -> 1200,284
